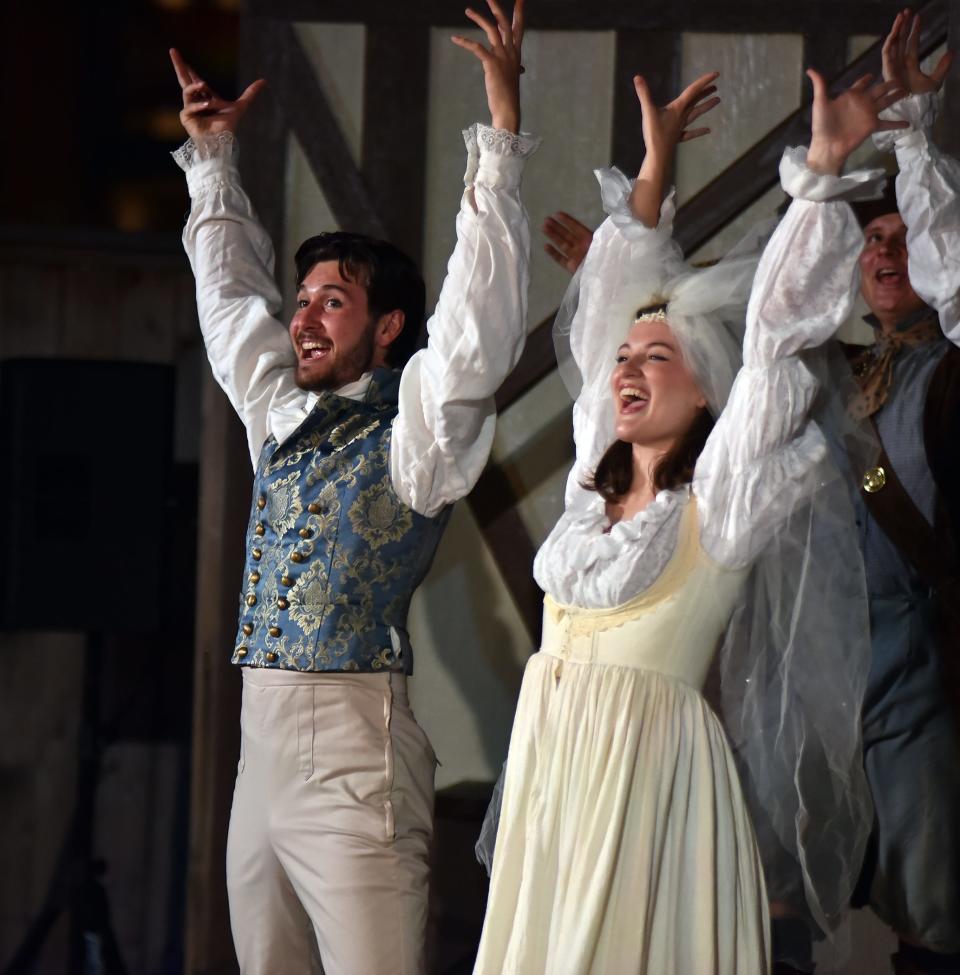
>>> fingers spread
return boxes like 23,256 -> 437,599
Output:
450,34 -> 490,61
238,78 -> 267,106
544,243 -> 575,271
930,50 -> 954,86
687,95 -> 720,123
464,7 -> 502,49
170,48 -> 197,89
633,74 -> 656,115
511,0 -> 525,45
484,0 -> 513,46
680,71 -> 720,108
806,67 -> 828,101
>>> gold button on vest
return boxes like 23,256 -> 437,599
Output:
862,466 -> 887,494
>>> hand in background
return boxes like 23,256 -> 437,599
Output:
806,70 -> 907,175
170,48 -> 265,141
451,0 -> 524,133
882,9 -> 953,95
544,212 -> 593,274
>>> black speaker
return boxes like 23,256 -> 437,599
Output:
0,358 -> 175,632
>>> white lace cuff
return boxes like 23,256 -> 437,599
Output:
873,90 -> 941,153
172,133 -> 240,197
779,146 -> 886,202
595,166 -> 676,242
462,122 -> 540,188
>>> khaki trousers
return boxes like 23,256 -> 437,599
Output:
226,668 -> 436,975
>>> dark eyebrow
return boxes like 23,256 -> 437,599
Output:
297,282 -> 350,296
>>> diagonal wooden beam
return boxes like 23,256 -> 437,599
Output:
280,22 -> 388,239
674,0 -> 947,253
362,25 -> 431,262
491,0 -> 949,419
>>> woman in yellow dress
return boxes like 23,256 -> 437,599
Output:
475,66 -> 907,975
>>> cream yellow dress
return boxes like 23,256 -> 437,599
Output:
473,162 -> 874,974
473,498 -> 768,975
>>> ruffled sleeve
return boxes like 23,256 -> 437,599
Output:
389,123 -> 540,517
560,167 -> 685,511
695,149 -> 882,566
175,133 -> 308,468
875,92 -> 960,338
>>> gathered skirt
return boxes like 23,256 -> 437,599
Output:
473,650 -> 770,975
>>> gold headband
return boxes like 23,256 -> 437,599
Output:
633,304 -> 668,325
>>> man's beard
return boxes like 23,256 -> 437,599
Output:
294,325 -> 376,392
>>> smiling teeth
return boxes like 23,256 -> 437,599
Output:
620,386 -> 647,401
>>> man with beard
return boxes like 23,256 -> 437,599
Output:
817,12 -> 960,975
168,3 -> 537,972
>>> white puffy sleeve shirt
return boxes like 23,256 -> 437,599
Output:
535,157 -> 880,608
175,125 -> 539,518
875,92 -> 960,339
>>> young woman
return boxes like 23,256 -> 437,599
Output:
474,68 -> 906,975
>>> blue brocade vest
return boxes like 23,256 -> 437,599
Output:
232,368 -> 449,673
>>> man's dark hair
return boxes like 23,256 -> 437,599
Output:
850,174 -> 899,229
293,232 -> 426,368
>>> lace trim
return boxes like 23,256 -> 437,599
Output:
475,123 -> 540,158
171,132 -> 239,171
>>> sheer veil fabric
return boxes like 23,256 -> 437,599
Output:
550,166 -> 877,941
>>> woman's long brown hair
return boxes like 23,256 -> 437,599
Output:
585,408 -> 715,503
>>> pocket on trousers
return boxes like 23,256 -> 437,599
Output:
304,680 -> 398,843
296,686 -> 315,781
237,731 -> 245,776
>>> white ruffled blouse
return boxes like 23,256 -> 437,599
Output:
535,97 -> 960,610
174,124 -> 540,519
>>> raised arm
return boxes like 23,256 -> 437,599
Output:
876,10 -> 960,337
170,50 -> 306,466
561,73 -> 719,503
696,70 -> 906,564
390,0 -> 540,516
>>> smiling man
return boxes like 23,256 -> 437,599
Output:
168,3 -> 537,972
771,14 -> 960,975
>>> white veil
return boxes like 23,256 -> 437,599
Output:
551,167 -> 875,941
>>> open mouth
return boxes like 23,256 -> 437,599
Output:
299,339 -> 332,362
875,268 -> 904,286
618,385 -> 649,414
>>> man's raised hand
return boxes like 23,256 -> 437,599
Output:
806,70 -> 907,175
451,0 -> 524,133
170,48 -> 265,140
882,9 -> 953,96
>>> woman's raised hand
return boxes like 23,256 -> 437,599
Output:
634,72 -> 721,164
882,9 -> 953,95
806,70 -> 907,175
170,48 -> 265,140
629,72 -> 720,227
451,0 -> 524,133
